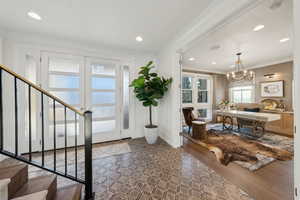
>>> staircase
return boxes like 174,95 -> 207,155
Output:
0,157 -> 82,200
0,64 -> 94,200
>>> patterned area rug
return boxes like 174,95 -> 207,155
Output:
205,123 -> 293,171
4,138 -> 254,200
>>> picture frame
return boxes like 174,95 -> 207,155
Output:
260,80 -> 284,97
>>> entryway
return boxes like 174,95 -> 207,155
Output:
19,51 -> 130,152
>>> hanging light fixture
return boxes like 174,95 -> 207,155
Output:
227,53 -> 254,82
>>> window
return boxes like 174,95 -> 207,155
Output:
181,73 -> 213,121
197,78 -> 208,103
122,66 -> 130,130
197,109 -> 207,118
182,76 -> 193,103
230,86 -> 254,103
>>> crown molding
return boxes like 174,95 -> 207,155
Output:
224,56 -> 293,72
182,66 -> 226,75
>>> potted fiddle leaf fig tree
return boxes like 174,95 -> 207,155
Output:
130,61 -> 172,144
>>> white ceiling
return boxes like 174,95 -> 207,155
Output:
0,0 -> 213,52
183,0 -> 293,73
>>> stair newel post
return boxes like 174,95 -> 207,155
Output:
0,69 -> 3,151
84,110 -> 94,200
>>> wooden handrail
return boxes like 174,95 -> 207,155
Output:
0,64 -> 84,116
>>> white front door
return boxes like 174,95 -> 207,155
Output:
85,58 -> 121,143
41,52 -> 124,146
41,52 -> 85,149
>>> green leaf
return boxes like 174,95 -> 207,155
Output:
130,61 -> 172,120
151,100 -> 158,106
143,101 -> 152,107
146,61 -> 153,67
150,73 -> 157,77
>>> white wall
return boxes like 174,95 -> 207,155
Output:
157,45 -> 181,147
0,29 -> 157,152
294,0 -> 300,198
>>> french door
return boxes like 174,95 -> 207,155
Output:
85,58 -> 121,143
182,73 -> 213,121
41,52 -> 123,147
41,52 -> 86,149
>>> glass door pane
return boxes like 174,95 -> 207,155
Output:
41,52 -> 85,149
86,58 -> 121,143
197,78 -> 208,103
122,66 -> 130,130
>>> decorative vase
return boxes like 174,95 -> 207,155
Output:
144,126 -> 158,144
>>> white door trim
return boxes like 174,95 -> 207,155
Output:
294,0 -> 299,198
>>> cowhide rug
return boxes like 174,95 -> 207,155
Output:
204,129 -> 293,166
182,126 -> 293,171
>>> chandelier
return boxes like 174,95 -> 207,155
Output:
227,53 -> 254,82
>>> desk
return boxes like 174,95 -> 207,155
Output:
216,110 -> 281,137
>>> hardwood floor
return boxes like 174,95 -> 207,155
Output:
182,136 -> 294,200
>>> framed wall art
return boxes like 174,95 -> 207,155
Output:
261,80 -> 284,97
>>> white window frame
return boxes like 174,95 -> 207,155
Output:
182,76 -> 193,104
229,85 -> 255,104
182,72 -> 213,121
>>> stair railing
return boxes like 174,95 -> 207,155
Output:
0,64 -> 94,200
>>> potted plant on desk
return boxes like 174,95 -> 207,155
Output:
130,61 -> 172,144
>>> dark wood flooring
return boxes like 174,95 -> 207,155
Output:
182,136 -> 294,200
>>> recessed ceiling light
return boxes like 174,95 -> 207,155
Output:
189,57 -> 195,61
212,62 -> 217,65
280,37 -> 290,43
253,24 -> 265,31
27,11 -> 42,21
136,36 -> 143,42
